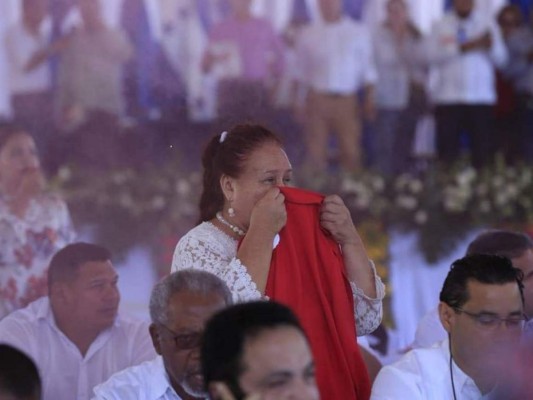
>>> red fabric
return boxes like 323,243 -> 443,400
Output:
265,186 -> 371,400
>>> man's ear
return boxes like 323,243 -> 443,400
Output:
220,174 -> 235,203
149,323 -> 163,355
438,302 -> 455,334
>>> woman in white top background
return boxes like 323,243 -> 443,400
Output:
0,122 -> 75,319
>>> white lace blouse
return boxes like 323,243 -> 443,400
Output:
172,222 -> 385,336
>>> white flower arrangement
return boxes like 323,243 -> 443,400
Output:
51,157 -> 533,263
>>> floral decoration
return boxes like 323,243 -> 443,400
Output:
51,160 -> 201,269
52,157 -> 533,268
340,157 -> 533,263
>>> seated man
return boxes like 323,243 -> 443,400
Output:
0,344 -> 41,400
371,254 -> 526,399
92,269 -> 232,399
0,243 -> 156,400
201,300 -> 320,400
413,229 -> 533,348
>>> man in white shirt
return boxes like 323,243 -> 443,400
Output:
413,229 -> 533,348
371,254 -> 526,399
92,269 -> 233,400
295,0 -> 377,177
0,243 -> 156,400
427,0 -> 507,168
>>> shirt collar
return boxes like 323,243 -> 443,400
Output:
442,339 -> 484,398
148,356 -> 184,400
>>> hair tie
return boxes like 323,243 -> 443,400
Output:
219,131 -> 228,143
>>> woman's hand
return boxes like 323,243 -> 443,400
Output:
320,195 -> 362,247
249,187 -> 287,236
321,195 -> 377,297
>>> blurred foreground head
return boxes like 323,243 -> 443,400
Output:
202,301 -> 320,400
0,344 -> 41,400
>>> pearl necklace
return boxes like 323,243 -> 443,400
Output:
216,212 -> 246,237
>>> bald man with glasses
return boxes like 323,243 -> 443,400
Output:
92,269 -> 233,400
371,254 -> 526,400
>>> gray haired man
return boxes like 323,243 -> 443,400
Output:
92,269 -> 233,400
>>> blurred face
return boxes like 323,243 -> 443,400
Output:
454,0 -> 474,18
23,0 -> 48,27
0,133 -> 40,191
386,0 -> 408,25
238,326 -> 319,400
222,142 -> 292,230
498,8 -> 522,39
63,260 -> 120,332
318,0 -> 342,22
230,0 -> 252,18
512,249 -> 533,317
151,291 -> 226,399
440,280 -> 524,387
78,0 -> 102,26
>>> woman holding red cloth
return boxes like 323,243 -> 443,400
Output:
172,124 -> 385,399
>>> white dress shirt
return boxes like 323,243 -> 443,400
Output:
371,339 -> 485,400
0,297 -> 156,400
295,16 -> 378,94
4,20 -> 52,95
92,356 -> 185,400
425,10 -> 507,105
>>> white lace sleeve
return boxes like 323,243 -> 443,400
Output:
350,260 -> 385,336
171,224 -> 262,303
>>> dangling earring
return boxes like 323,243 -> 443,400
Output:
228,207 -> 235,217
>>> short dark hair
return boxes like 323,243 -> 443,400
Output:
48,243 -> 112,288
198,124 -> 283,223
149,269 -> 232,325
466,230 -> 533,260
201,301 -> 305,399
440,254 -> 525,309
0,344 -> 41,399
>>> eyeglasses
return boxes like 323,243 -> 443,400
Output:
453,307 -> 528,331
159,323 -> 203,350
